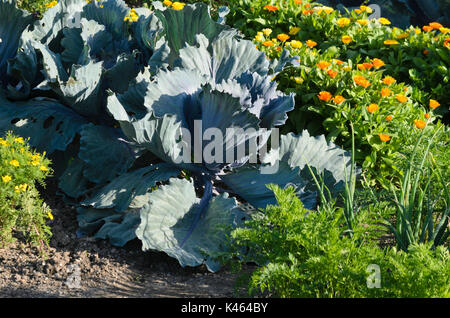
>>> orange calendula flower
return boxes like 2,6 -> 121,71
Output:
381,87 -> 391,97
425,113 -> 430,119
302,9 -> 313,15
317,60 -> 331,70
353,75 -> 371,88
367,104 -> 379,113
384,40 -> 399,45
357,63 -> 373,70
422,25 -> 433,31
414,120 -> 426,129
294,0 -> 302,4
318,91 -> 332,101
396,94 -> 408,103
386,115 -> 393,121
429,22 -> 443,29
444,38 -> 450,47
306,40 -> 317,48
262,41 -> 274,47
333,95 -> 345,104
423,49 -> 429,55
327,69 -> 338,78
372,58 -> 385,68
429,99 -> 440,109
277,33 -> 290,42
382,76 -> 396,85
264,5 -> 278,11
341,35 -> 352,44
378,133 -> 391,142
332,59 -> 344,65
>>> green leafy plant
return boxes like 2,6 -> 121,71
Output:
0,132 -> 53,257
16,0 -> 50,16
383,127 -> 450,251
220,185 -> 450,298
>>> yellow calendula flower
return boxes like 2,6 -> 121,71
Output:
171,2 -> 186,10
396,32 -> 409,39
414,28 -> 422,34
9,160 -> 19,167
2,175 -> 12,183
255,33 -> 263,41
357,19 -> 368,26
0,139 -> 9,146
322,6 -> 334,14
14,137 -> 24,144
313,6 -> 333,14
19,184 -> 28,192
290,40 -> 302,49
45,0 -> 58,9
163,0 -> 172,6
360,5 -> 373,13
294,77 -> 303,84
289,27 -> 300,35
40,165 -> 49,172
262,28 -> 272,36
379,17 -> 391,25
336,17 -> 351,28
48,211 -> 54,221
31,160 -> 40,166
384,40 -> 399,45
341,35 -> 352,44
439,27 -> 450,34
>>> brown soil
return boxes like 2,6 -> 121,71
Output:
0,181 -> 253,298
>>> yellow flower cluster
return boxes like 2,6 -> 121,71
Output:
124,8 -> 139,22
45,0 -> 58,9
163,1 -> 186,10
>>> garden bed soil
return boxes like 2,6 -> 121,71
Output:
0,181 -> 252,298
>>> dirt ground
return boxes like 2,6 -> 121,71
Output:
0,181 -> 254,298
